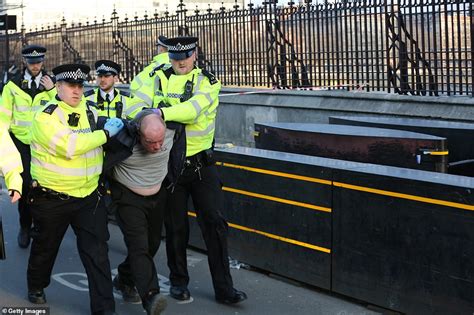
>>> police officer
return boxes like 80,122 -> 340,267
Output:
128,35 -> 170,113
0,128 -> 23,203
153,36 -> 247,304
84,60 -> 135,119
26,63 -> 123,315
0,45 -> 56,248
0,129 -> 23,259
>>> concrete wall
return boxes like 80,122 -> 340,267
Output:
216,88 -> 474,147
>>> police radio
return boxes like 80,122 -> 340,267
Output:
86,110 -> 97,131
180,78 -> 194,102
115,101 -> 123,118
38,75 -> 55,91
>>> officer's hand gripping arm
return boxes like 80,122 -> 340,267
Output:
104,117 -> 125,137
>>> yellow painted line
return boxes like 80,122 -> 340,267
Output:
187,211 -> 331,253
333,181 -> 474,212
222,186 -> 332,213
216,162 -> 332,185
427,151 -> 449,156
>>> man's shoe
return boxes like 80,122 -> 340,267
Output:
144,291 -> 167,315
216,288 -> 247,304
18,228 -> 31,248
28,290 -> 46,304
112,274 -> 141,304
169,286 -> 191,301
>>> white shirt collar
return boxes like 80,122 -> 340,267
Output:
24,71 -> 42,89
100,89 -> 114,101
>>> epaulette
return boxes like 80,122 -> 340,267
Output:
86,100 -> 98,109
43,104 -> 58,115
83,89 -> 95,97
149,64 -> 165,77
119,89 -> 131,97
201,69 -> 218,85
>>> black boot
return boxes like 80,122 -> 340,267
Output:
112,274 -> 140,304
143,290 -> 167,315
28,289 -> 46,304
216,288 -> 247,304
169,285 -> 191,301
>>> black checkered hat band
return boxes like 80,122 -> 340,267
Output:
96,64 -> 118,74
22,50 -> 45,57
55,68 -> 88,81
168,43 -> 196,51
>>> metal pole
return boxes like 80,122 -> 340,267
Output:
4,14 -> 9,77
471,2 -> 473,97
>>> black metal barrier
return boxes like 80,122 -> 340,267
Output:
254,122 -> 448,173
187,146 -> 474,314
329,116 -> 474,164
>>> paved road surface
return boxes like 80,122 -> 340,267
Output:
0,187 -> 381,315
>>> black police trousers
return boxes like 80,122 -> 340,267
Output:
10,133 -> 32,230
165,161 -> 234,296
110,180 -> 166,300
27,190 -> 115,314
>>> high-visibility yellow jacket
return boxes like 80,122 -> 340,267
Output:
129,53 -> 170,110
0,72 -> 57,144
0,128 -> 23,193
152,66 -> 221,157
30,99 -> 107,198
83,88 -> 141,119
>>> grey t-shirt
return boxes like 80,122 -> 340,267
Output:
112,128 -> 175,189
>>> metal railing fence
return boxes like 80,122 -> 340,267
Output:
0,0 -> 472,96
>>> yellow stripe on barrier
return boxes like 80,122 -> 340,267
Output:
427,151 -> 449,156
333,181 -> 474,212
187,211 -> 331,254
216,162 -> 332,185
222,186 -> 332,213
217,161 -> 474,211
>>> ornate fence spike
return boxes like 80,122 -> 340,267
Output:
0,0 -> 471,95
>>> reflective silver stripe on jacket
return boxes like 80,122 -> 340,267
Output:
0,106 -> 12,116
186,121 -> 215,137
55,109 -> 67,125
125,102 -> 147,116
13,105 -> 31,111
66,133 -> 77,160
12,119 -> 32,127
132,90 -> 153,107
47,129 -> 70,156
81,148 -> 102,159
1,160 -> 21,174
31,156 -> 102,176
